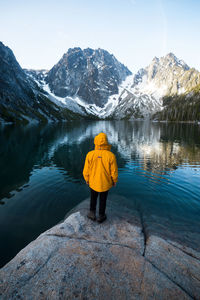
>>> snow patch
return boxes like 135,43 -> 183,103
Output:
178,87 -> 186,95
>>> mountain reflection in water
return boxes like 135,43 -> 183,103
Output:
0,120 -> 200,267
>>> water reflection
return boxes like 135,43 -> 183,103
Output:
0,121 -> 200,201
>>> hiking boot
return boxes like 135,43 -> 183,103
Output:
97,214 -> 107,223
87,211 -> 96,221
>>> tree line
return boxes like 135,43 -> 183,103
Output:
153,87 -> 200,122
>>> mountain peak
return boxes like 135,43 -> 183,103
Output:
152,56 -> 159,62
67,47 -> 82,53
162,52 -> 190,70
47,47 -> 132,107
132,52 -> 199,99
166,52 -> 176,59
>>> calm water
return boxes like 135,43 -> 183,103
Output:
0,120 -> 200,267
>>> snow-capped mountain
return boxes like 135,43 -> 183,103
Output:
132,53 -> 200,96
46,47 -> 131,107
25,47 -> 132,118
27,51 -> 200,120
108,53 -> 200,119
1,40 -> 200,124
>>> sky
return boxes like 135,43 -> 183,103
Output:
0,0 -> 200,73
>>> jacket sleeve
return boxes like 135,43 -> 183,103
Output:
110,155 -> 118,183
83,153 -> 90,182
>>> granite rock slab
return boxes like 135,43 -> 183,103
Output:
0,196 -> 199,299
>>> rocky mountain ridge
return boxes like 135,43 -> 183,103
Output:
0,42 -> 84,123
46,47 -> 132,107
108,53 -> 200,119
1,41 -> 200,123
132,52 -> 200,96
28,51 -> 200,121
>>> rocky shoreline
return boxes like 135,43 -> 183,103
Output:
0,195 -> 200,299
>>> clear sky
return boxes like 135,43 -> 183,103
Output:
1,0 -> 200,73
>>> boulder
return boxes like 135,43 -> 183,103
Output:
0,196 -> 199,299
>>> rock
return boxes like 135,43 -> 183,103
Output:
145,235 -> 200,299
0,196 -> 199,299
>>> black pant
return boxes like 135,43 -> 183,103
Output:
90,188 -> 108,216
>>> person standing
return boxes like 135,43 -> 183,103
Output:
83,132 -> 118,223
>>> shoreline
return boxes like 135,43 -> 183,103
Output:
152,119 -> 200,124
1,118 -> 200,126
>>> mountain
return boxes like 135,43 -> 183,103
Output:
0,42 -> 83,123
46,47 -> 132,107
146,53 -> 200,122
25,47 -> 132,118
24,51 -> 200,121
109,53 -> 200,120
132,53 -> 200,96
1,41 -> 200,123
0,41 -> 36,119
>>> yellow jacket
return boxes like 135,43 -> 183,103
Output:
83,133 -> 118,192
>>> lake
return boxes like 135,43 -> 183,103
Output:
0,120 -> 200,268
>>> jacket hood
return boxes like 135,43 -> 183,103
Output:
94,133 -> 111,150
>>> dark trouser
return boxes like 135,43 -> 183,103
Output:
90,188 -> 108,216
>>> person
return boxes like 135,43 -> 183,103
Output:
83,132 -> 118,223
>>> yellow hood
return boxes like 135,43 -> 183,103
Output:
94,133 -> 111,150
